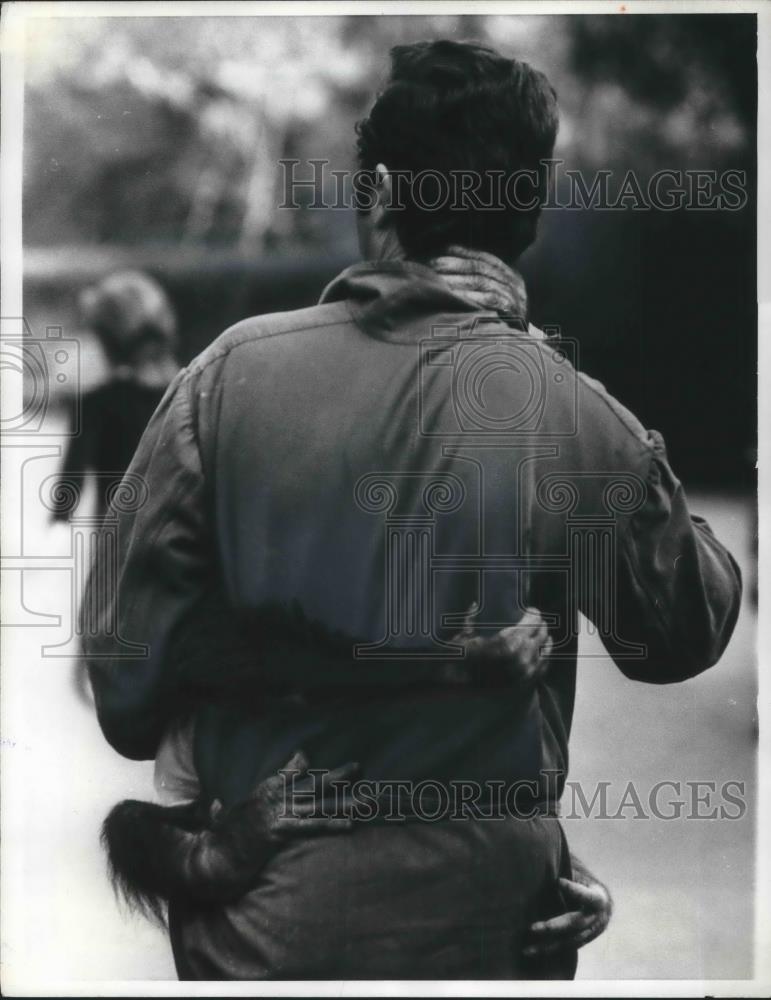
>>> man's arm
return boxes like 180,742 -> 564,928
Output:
49,397 -> 94,522
83,371 -> 212,759
607,429 -> 742,683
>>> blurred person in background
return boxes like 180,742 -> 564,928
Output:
51,270 -> 179,702
83,40 -> 740,980
51,269 -> 180,522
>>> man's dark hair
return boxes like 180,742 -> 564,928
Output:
355,39 -> 559,262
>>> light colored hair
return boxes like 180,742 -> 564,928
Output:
79,270 -> 177,363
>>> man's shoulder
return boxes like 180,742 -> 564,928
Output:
186,299 -> 354,376
521,327 -> 653,464
536,340 -> 657,474
574,370 -> 651,451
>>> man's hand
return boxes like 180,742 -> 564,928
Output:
523,856 -> 613,958
446,603 -> 553,687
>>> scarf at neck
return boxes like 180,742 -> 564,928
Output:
427,245 -> 529,329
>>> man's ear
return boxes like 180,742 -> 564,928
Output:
359,162 -> 405,261
372,162 -> 393,230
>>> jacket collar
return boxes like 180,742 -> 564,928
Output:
319,260 -> 516,344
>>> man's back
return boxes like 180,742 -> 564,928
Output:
155,260 -> 574,800
86,260 -> 740,795
84,259 -> 741,980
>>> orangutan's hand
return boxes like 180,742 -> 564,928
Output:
201,751 -> 358,898
445,603 -> 552,687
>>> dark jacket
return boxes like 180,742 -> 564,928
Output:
54,380 -> 167,520
83,260 -> 742,980
84,260 -> 741,797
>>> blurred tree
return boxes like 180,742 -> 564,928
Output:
24,14 -> 755,250
568,15 -> 755,126
562,14 -> 755,175
24,16 -> 369,249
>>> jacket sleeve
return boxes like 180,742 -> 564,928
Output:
609,430 -> 742,683
82,370 -> 212,760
